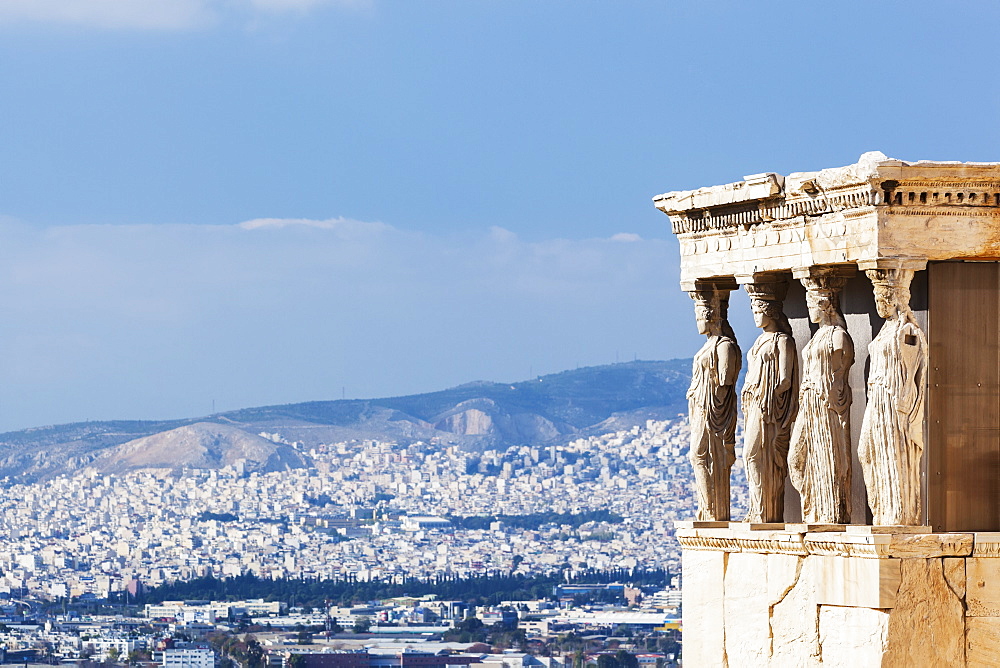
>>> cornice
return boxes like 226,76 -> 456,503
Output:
655,152 -> 1000,237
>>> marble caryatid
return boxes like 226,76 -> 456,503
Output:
686,285 -> 741,522
859,267 -> 928,525
741,278 -> 798,523
788,270 -> 855,524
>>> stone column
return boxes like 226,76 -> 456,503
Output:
858,259 -> 928,526
737,273 -> 798,523
683,278 -> 741,522
788,266 -> 856,524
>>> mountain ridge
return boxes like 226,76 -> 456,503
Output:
0,359 -> 692,483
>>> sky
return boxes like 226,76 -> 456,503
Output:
0,1 -> 998,430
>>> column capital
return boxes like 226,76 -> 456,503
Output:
791,264 -> 857,281
734,271 -> 790,285
857,256 -> 927,272
680,276 -> 738,293
744,279 -> 789,303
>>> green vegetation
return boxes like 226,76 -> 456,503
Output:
207,632 -> 265,668
596,651 -> 639,668
448,510 -> 624,531
442,616 -> 525,649
139,568 -> 671,609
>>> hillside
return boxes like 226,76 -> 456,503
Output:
0,359 -> 692,483
89,422 -> 309,475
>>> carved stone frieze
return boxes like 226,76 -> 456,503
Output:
674,527 -> 808,556
675,524 -> 973,559
804,535 -> 893,559
972,533 -> 1000,557
665,185 -> 880,235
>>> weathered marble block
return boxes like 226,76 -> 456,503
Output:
810,555 -> 900,608
677,524 -> 998,666
723,552 -> 770,666
966,617 -> 1000,667
818,605 -> 890,667
680,549 -> 726,667
966,557 -> 1000,616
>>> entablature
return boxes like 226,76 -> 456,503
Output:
654,151 -> 1000,284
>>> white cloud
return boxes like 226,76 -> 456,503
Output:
0,0 -> 364,30
248,0 -> 368,12
0,0 -> 211,29
237,216 -> 388,232
610,232 -> 642,242
487,226 -> 518,243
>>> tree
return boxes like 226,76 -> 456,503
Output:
245,636 -> 265,668
127,649 -> 148,665
455,617 -> 484,633
106,647 -> 121,663
613,624 -> 633,638
596,654 -> 618,668
352,617 -> 371,634
614,650 -> 638,668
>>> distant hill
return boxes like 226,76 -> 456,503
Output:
90,422 -> 309,475
0,359 -> 692,483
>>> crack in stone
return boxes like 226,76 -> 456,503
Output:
767,556 -> 803,660
941,558 -> 966,606
774,556 -> 804,606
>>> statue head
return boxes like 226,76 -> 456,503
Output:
805,289 -> 838,324
750,297 -> 784,330
867,268 -> 913,321
690,286 -> 724,337
745,279 -> 791,334
800,273 -> 847,327
694,300 -> 720,336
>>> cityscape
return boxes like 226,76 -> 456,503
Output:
0,416 -> 750,596
0,412 -> 742,667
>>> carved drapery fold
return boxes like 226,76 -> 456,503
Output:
788,268 -> 855,524
741,277 -> 798,523
687,283 -> 741,521
859,267 -> 928,525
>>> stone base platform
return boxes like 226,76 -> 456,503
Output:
676,523 -> 1000,667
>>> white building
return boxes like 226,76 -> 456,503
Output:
163,647 -> 215,668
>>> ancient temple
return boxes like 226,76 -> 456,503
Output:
654,152 -> 1000,666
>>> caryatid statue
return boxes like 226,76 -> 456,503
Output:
741,278 -> 798,523
859,267 -> 927,526
686,285 -> 741,522
788,269 -> 855,524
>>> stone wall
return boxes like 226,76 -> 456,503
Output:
677,524 -> 1000,667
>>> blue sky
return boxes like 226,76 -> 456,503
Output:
0,1 -> 998,430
